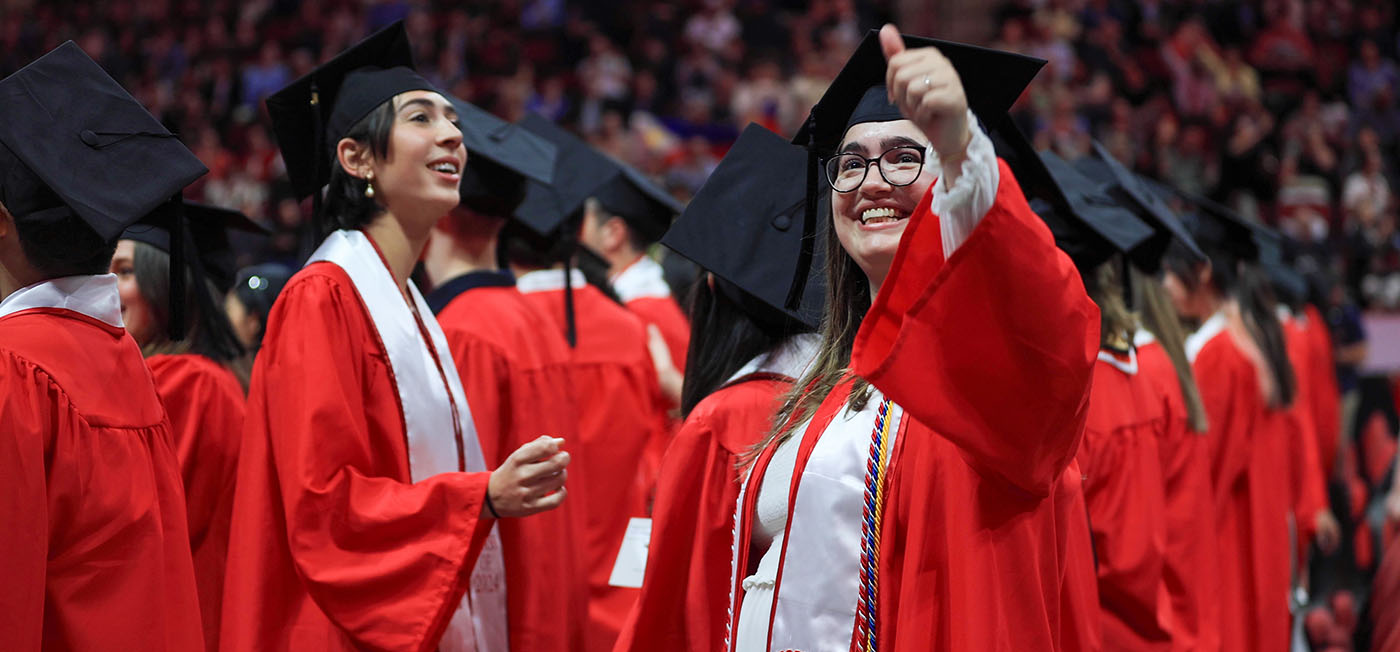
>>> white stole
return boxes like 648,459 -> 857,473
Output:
729,390 -> 905,651
308,230 -> 508,652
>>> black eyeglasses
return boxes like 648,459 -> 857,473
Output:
823,146 -> 925,193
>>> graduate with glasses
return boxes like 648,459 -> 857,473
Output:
726,25 -> 1099,650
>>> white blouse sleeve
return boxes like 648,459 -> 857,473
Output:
927,108 -> 1000,259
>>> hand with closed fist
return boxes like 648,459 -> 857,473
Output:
879,24 -> 971,163
487,435 -> 570,518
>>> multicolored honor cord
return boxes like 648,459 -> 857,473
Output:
855,397 -> 895,652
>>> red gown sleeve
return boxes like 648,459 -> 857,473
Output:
256,272 -> 495,650
852,158 -> 1100,496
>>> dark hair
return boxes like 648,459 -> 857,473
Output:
1234,263 -> 1296,408
231,263 -> 293,353
679,275 -> 786,417
320,100 -> 396,241
12,212 -> 116,278
1162,241 -> 1295,408
132,241 -> 251,390
461,158 -> 527,217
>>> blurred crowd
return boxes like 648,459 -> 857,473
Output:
3,0 -> 1396,314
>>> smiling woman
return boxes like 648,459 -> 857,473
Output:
221,21 -> 571,652
726,25 -> 1101,651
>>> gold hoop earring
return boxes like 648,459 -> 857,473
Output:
364,176 -> 376,199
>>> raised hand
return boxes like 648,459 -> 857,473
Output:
487,435 -> 570,518
879,24 -> 971,163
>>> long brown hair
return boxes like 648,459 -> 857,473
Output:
1133,268 -> 1209,433
1085,258 -> 1137,352
747,199 -> 872,463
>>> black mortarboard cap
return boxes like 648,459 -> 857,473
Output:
513,112 -> 624,237
663,123 -> 825,332
989,115 -> 1153,270
266,21 -> 435,200
0,41 -> 208,243
1074,142 -> 1206,272
785,30 -> 1045,311
122,202 -> 268,293
122,198 -> 266,342
592,164 -> 684,244
793,30 -> 1047,154
452,97 -> 557,190
1151,182 -> 1261,263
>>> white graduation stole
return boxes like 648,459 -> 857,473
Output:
728,390 -> 905,652
309,230 -> 508,652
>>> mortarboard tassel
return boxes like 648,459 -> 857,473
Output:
785,114 -> 819,311
168,205 -> 187,341
563,234 -> 578,348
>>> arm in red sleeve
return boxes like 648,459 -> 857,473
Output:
853,158 -> 1100,496
258,273 -> 495,651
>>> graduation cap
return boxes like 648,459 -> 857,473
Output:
989,116 -> 1153,270
592,164 -> 684,243
1074,142 -> 1206,272
1150,182 -> 1261,264
453,97 -> 557,190
122,199 -> 268,342
508,113 -> 633,346
512,113 -> 680,242
266,20 -> 434,200
786,29 -> 1046,311
663,123 -> 825,333
513,112 -> 623,238
453,98 -> 558,217
0,41 -> 207,244
123,202 -> 268,293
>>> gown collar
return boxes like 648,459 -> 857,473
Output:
0,274 -> 124,328
425,270 -> 516,315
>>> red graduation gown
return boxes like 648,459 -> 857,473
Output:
1077,354 -> 1175,649
735,159 -> 1097,649
146,353 -> 245,652
518,279 -> 670,652
1136,339 -> 1221,651
434,279 -> 588,652
614,374 -> 792,652
1302,304 -> 1341,478
1191,322 -> 1290,652
220,263 -> 495,652
0,307 -> 202,651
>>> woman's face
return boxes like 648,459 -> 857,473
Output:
830,119 -> 933,292
224,290 -> 260,349
361,90 -> 466,227
109,239 -> 158,347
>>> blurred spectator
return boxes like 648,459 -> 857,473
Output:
0,0 -> 1391,327
1349,40 -> 1400,110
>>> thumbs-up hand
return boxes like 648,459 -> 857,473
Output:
879,24 -> 971,162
